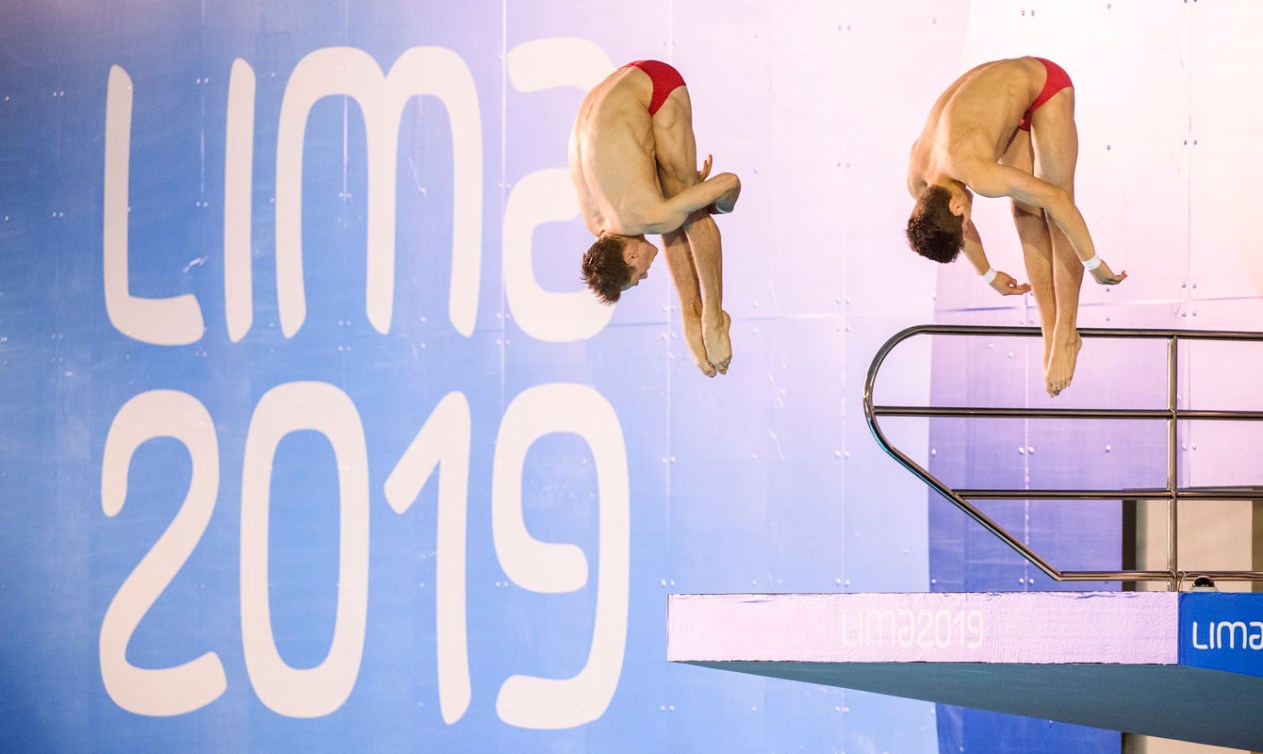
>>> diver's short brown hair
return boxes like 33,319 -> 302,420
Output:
906,185 -> 963,263
581,235 -> 631,304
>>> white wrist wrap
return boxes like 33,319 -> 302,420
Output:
1083,255 -> 1103,271
980,267 -> 998,285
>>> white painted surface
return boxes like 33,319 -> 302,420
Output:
669,591 -> 1180,664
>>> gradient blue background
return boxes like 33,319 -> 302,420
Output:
3,1 -> 1261,751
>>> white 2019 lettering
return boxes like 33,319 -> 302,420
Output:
101,384 -> 629,726
842,608 -> 985,650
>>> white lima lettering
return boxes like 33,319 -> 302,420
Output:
1190,621 -> 1263,650
275,47 -> 482,339
105,47 -> 483,347
840,608 -> 983,650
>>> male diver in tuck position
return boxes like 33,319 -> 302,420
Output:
570,60 -> 741,377
906,56 -> 1126,396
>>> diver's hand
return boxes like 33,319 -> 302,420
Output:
989,270 -> 1031,296
698,154 -> 713,182
1088,258 -> 1127,285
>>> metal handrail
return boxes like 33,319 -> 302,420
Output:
863,324 -> 1263,588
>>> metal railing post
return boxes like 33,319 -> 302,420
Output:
864,324 -> 1263,586
1167,335 -> 1180,590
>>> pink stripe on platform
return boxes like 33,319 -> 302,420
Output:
668,592 -> 1179,665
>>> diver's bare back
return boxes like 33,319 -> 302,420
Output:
908,58 -> 1050,191
569,67 -> 665,237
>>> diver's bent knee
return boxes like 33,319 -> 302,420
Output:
1010,201 -> 1042,221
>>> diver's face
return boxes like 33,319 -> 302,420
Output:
948,184 -> 974,229
621,237 -> 659,290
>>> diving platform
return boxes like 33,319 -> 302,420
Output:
668,591 -> 1263,750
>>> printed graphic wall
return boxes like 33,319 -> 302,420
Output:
2,1 -> 1260,752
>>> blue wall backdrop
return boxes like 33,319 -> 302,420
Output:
4,1 -> 1263,752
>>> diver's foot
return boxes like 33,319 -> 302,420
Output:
702,310 -> 732,375
683,322 -> 716,378
1045,329 -> 1082,397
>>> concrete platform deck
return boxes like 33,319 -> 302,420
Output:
668,591 -> 1263,749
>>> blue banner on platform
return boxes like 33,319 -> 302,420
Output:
1179,594 -> 1263,678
